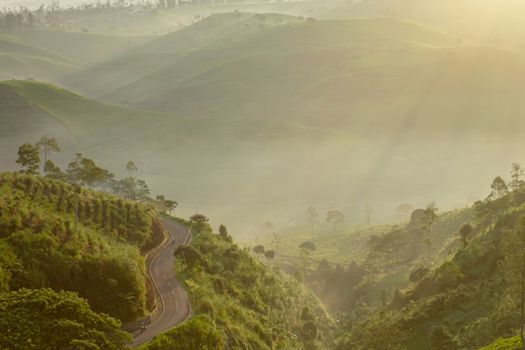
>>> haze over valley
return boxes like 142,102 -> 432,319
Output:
3,1 -> 525,349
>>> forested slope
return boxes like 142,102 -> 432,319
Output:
0,172 -> 164,322
141,218 -> 334,350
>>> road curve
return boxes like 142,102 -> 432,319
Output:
132,219 -> 192,348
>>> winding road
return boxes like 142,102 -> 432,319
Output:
131,219 -> 192,348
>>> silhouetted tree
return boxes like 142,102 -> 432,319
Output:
459,222 -> 474,248
326,210 -> 345,231
126,161 -> 138,178
491,176 -> 509,199
253,245 -> 265,255
218,224 -> 228,239
306,206 -> 319,235
190,214 -> 209,223
43,160 -> 65,181
36,135 -> 60,166
16,143 -> 40,175
510,163 -> 525,192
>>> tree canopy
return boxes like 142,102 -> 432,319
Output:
0,288 -> 131,350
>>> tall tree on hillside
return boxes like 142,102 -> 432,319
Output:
422,202 -> 438,236
491,176 -> 509,199
510,163 -> 525,192
501,216 -> 525,350
326,210 -> 345,231
66,153 -> 113,187
16,143 -> 40,175
126,161 -> 138,178
36,135 -> 60,167
459,222 -> 474,248
306,206 -> 319,235
43,160 -> 65,181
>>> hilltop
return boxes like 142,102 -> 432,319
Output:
323,0 -> 525,53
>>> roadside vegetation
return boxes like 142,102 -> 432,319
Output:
141,216 -> 334,350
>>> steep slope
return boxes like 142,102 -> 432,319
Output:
332,183 -> 525,349
0,172 -> 164,322
140,219 -> 334,350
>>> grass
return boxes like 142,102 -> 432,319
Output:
256,223 -> 397,265
141,220 -> 335,350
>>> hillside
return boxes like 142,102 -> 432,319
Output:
0,172 -> 164,322
56,13 -> 525,231
258,203 -> 474,314
0,79 -> 361,231
0,30 -> 151,81
322,0 -> 525,53
140,218 -> 334,350
330,177 -> 525,349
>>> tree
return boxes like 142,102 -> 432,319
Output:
66,153 -> 113,188
327,210 -> 345,231
422,202 -> 438,235
156,195 -> 178,214
299,241 -> 316,277
43,160 -> 66,181
459,222 -> 474,248
510,163 -> 525,192
253,245 -> 265,255
191,214 -> 209,223
36,135 -> 60,167
264,250 -> 275,261
491,176 -> 509,199
126,161 -> 138,178
501,216 -> 525,350
218,224 -> 229,239
337,310 -> 411,350
0,288 -> 131,350
16,143 -> 40,175
306,206 -> 319,235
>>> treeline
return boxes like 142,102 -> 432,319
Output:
15,136 -> 177,213
0,0 -> 273,31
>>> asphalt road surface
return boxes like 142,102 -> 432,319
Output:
131,219 -> 191,348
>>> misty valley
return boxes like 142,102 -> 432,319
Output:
1,0 -> 525,349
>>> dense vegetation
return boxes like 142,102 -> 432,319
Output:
328,167 -> 525,349
0,171 -> 164,321
141,218 -> 334,350
0,288 -> 131,350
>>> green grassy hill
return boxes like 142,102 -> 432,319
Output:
56,14 -> 525,232
0,30 -> 151,81
0,172 -> 164,322
1,79 -> 356,232
323,0 -> 525,53
140,218 -> 334,350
